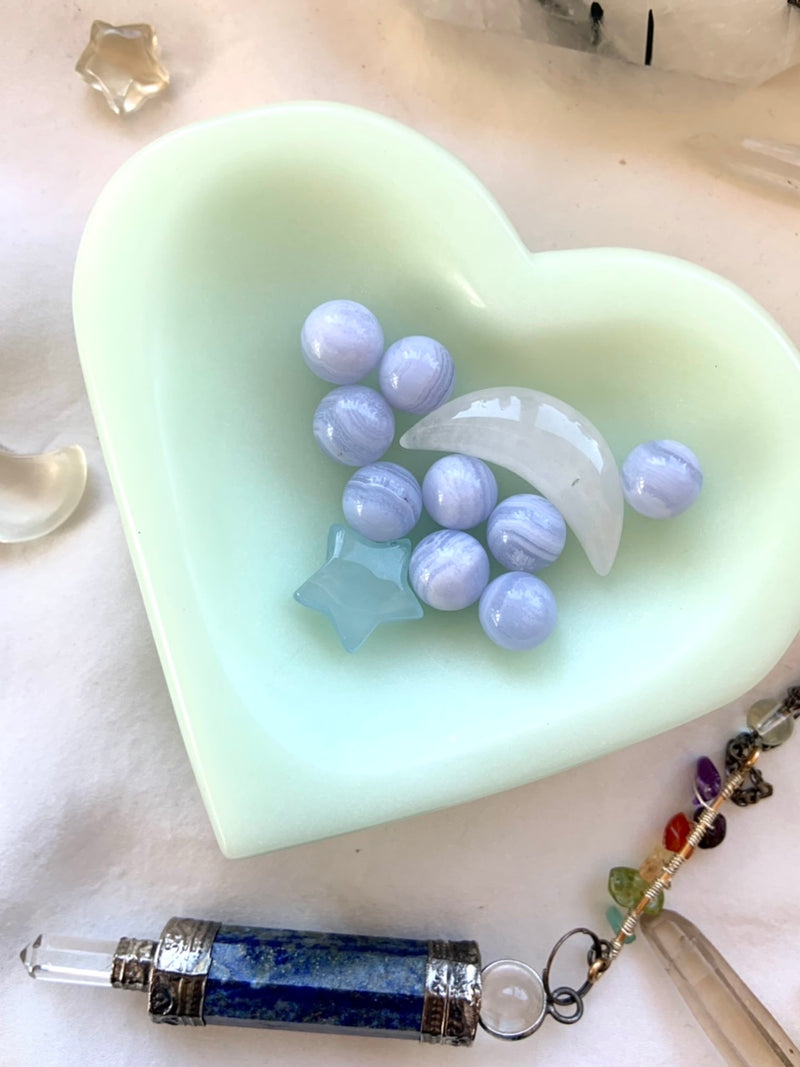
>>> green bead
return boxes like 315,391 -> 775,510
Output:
608,866 -> 664,916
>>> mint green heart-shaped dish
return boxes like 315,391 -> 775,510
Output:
74,104 -> 800,857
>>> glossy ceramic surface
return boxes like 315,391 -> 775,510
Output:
73,103 -> 800,857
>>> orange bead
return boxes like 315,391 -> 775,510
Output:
664,812 -> 692,852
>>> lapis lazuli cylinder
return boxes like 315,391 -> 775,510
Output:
147,919 -> 481,1046
205,925 -> 428,1035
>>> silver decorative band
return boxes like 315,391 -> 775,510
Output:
111,937 -> 157,991
421,939 -> 482,1046
147,916 -> 221,1026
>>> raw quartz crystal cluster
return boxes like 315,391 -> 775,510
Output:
409,0 -> 800,85
75,21 -> 169,115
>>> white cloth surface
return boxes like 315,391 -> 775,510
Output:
3,3 -> 800,1065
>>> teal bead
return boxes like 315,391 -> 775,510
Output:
606,906 -> 636,944
608,866 -> 664,916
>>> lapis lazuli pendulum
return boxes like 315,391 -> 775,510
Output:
20,917 -> 481,1045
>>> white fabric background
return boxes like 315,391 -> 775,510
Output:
3,3 -> 800,1065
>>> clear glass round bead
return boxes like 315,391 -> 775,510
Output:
747,699 -> 794,748
479,959 -> 546,1040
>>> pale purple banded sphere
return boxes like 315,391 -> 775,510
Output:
301,300 -> 384,384
378,335 -> 455,414
342,462 -> 423,542
621,439 -> 703,519
479,572 -> 557,651
409,529 -> 489,611
313,386 -> 395,466
487,494 -> 567,572
422,454 -> 498,530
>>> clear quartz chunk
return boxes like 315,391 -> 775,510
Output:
75,21 -> 169,116
479,959 -> 547,1040
408,0 -> 800,86
20,934 -> 116,986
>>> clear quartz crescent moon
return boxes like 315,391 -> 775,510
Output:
400,387 -> 623,576
0,445 -> 88,543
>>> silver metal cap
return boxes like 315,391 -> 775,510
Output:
147,917 -> 220,1026
111,937 -> 157,991
421,939 -> 481,1046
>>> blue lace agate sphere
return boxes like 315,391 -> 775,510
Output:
487,494 -> 567,572
409,529 -> 489,610
313,386 -> 395,466
621,439 -> 703,519
479,572 -> 557,651
301,300 -> 384,384
342,462 -> 423,542
378,335 -> 455,414
422,455 -> 498,530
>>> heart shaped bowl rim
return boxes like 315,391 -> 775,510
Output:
74,103 -> 800,856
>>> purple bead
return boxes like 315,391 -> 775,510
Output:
487,494 -> 567,573
695,811 -> 727,849
378,336 -> 455,414
621,439 -> 703,519
695,756 -> 722,804
409,529 -> 489,611
478,572 -> 557,651
422,455 -> 498,530
342,462 -> 423,542
301,300 -> 384,384
313,386 -> 395,466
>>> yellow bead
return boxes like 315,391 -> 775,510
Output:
638,845 -> 675,882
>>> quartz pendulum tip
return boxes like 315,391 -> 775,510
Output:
20,937 -> 36,973
19,933 -> 117,986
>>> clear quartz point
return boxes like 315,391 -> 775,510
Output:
641,910 -> 799,1067
689,136 -> 800,200
20,934 -> 117,987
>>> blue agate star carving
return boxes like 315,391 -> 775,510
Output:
294,525 -> 423,652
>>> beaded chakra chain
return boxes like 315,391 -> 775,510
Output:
20,686 -> 800,1053
478,685 -> 800,1043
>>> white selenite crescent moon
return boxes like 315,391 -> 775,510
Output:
399,387 -> 623,576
